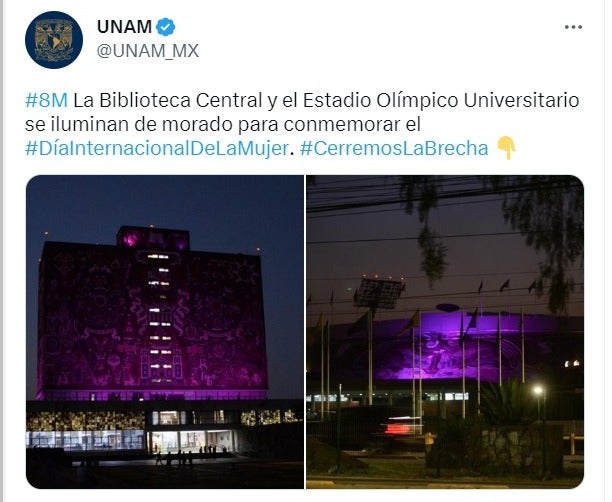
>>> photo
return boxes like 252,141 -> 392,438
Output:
25,175 -> 304,489
306,175 -> 583,489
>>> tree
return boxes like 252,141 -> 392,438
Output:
399,175 -> 583,314
479,379 -> 536,426
488,176 -> 583,314
399,176 -> 448,288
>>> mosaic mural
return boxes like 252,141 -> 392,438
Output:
38,234 -> 268,400
309,313 -> 582,385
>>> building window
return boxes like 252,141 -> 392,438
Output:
159,411 -> 178,425
147,254 -> 169,260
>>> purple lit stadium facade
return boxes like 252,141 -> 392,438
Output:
27,227 -> 302,459
307,312 -> 583,419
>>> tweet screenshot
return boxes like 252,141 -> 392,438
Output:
3,0 -> 605,499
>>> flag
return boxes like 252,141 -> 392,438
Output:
306,293 -> 312,306
306,313 -> 323,372
478,281 -> 483,294
409,308 -> 421,328
466,307 -> 478,331
460,308 -> 478,345
306,313 -> 323,342
329,291 -> 334,306
499,279 -> 510,292
527,280 -> 536,293
396,308 -> 420,337
348,311 -> 369,336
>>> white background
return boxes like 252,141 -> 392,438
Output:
3,1 -> 608,500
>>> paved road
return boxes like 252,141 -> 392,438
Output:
307,476 -> 580,489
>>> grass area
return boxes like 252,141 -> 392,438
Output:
307,436 -> 583,486
359,458 -> 428,478
306,437 -> 368,474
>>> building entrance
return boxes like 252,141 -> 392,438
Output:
150,429 -> 234,454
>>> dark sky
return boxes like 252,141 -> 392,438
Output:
26,175 -> 304,400
306,175 -> 584,327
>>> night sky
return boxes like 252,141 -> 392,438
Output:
26,175 -> 304,400
306,175 -> 584,327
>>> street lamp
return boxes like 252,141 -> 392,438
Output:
533,385 -> 547,478
533,385 -> 544,418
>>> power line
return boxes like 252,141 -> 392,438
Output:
308,230 -> 521,245
306,299 -> 584,325
307,176 -> 582,214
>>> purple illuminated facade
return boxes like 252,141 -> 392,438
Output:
308,312 -> 583,387
37,226 -> 268,401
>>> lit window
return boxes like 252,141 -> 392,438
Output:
149,321 -> 160,326
149,308 -> 160,313
162,336 -> 171,341
159,268 -> 169,273
161,322 -> 171,327
161,281 -> 170,286
150,350 -> 159,354
163,364 -> 172,369
161,350 -> 172,355
151,364 -> 160,368
149,336 -> 160,340
147,254 -> 169,260
148,280 -> 160,286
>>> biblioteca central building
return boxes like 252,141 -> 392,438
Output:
26,226 -> 302,457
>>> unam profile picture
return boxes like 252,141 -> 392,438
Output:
25,11 -> 83,69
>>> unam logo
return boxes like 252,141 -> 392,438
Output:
25,11 -> 83,69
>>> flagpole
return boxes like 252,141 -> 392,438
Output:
497,312 -> 502,387
320,316 -> 325,417
368,309 -> 373,406
307,295 -> 311,414
327,295 -> 333,418
418,310 -> 422,418
461,312 -> 465,420
326,321 -> 331,417
412,326 -> 416,421
478,283 -> 482,415
520,306 -> 525,384
477,325 -> 481,414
